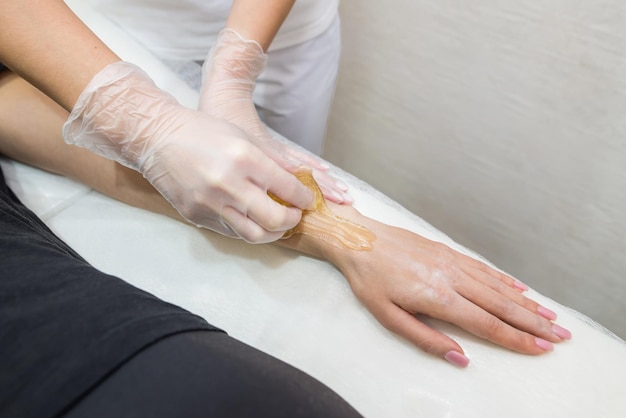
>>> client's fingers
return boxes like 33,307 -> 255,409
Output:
456,252 -> 527,292
316,173 -> 353,205
370,303 -> 470,368
445,294 -> 559,355
457,279 -> 564,343
461,265 -> 548,318
267,149 -> 352,205
456,265 -> 571,341
285,147 -> 330,172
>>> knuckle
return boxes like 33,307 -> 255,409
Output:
428,247 -> 459,282
426,285 -> 456,315
518,333 -> 538,354
238,221 -> 284,244
534,315 -> 554,337
475,260 -> 492,274
262,202 -> 299,232
495,299 -> 516,320
523,298 -> 541,315
415,336 -> 440,355
264,210 -> 291,232
238,226 -> 265,243
225,140 -> 253,163
372,306 -> 405,336
481,315 -> 504,339
197,164 -> 228,191
433,243 -> 456,264
376,309 -> 398,332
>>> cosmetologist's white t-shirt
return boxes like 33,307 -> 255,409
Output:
89,0 -> 339,60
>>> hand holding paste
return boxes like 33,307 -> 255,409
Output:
271,168 -> 375,251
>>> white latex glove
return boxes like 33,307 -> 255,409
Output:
199,28 -> 352,204
63,61 -> 313,243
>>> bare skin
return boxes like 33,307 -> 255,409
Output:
226,0 -> 295,52
0,71 -> 571,367
0,0 -> 294,109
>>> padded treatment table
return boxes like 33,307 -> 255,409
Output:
5,2 -> 625,416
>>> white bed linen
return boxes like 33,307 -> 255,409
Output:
4,2 -> 624,416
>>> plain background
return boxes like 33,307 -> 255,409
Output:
324,0 -> 626,339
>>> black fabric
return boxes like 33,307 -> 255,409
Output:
64,331 -> 362,418
0,166 -> 361,418
0,166 -> 219,418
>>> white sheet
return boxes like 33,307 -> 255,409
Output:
4,2 -> 624,416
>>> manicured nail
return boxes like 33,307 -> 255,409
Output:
331,190 -> 345,203
335,179 -> 349,192
535,337 -> 554,351
444,350 -> 470,368
342,193 -> 354,205
513,280 -> 529,291
319,161 -> 330,170
537,306 -> 557,321
552,324 -> 572,340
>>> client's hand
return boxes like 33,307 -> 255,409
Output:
199,28 -> 351,204
287,203 -> 572,367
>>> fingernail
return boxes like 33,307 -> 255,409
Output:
335,179 -> 349,192
444,350 -> 470,368
331,190 -> 345,203
537,306 -> 557,321
319,161 -> 330,170
513,280 -> 529,291
342,193 -> 354,205
552,324 -> 572,340
535,337 -> 554,352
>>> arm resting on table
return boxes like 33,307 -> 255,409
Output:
0,71 -> 571,367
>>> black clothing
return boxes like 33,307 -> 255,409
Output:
0,166 -> 361,418
64,331 -> 361,418
0,166 -> 217,417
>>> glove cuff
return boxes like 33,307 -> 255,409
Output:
202,28 -> 268,87
63,61 -> 181,170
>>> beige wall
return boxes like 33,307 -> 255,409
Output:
324,0 -> 626,338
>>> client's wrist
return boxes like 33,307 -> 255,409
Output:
277,202 -> 371,268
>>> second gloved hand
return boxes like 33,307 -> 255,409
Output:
63,61 -> 313,243
199,28 -> 351,204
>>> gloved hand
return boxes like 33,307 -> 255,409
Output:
63,61 -> 313,243
199,28 -> 351,204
